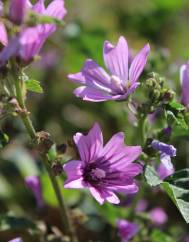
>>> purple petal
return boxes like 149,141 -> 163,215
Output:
71,59 -> 112,91
74,86 -> 113,102
25,175 -> 44,208
63,160 -> 84,181
42,0 -> 67,36
32,0 -> 45,14
157,153 -> 175,180
117,219 -> 139,242
73,123 -> 103,162
151,140 -> 176,157
9,0 -> 27,25
89,187 -> 105,204
129,43 -> 150,83
18,27 -> 46,61
0,37 -> 19,66
103,36 -> 129,81
0,22 -> 8,46
64,177 -> 86,189
110,182 -> 139,194
180,62 -> 189,108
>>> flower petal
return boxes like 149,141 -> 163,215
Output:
180,63 -> 189,108
64,177 -> 85,189
42,0 -> 67,36
0,22 -> 8,46
73,123 -> 103,162
103,36 -> 129,81
129,43 -> 150,83
74,86 -> 113,102
63,160 -> 84,180
32,0 -> 45,13
89,187 -> 105,205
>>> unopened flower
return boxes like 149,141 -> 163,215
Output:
9,0 -> 28,25
64,123 -> 142,204
180,62 -> 189,108
8,238 -> 23,242
68,36 -> 150,102
157,153 -> 175,180
25,175 -> 44,208
151,140 -> 176,157
149,207 -> 168,226
117,219 -> 139,242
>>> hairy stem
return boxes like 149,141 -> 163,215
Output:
13,64 -> 78,242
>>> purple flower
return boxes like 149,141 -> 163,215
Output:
157,153 -> 175,180
0,0 -> 67,65
64,123 -> 142,205
149,207 -> 168,226
18,0 -> 67,62
151,140 -> 176,157
117,219 -> 139,242
0,22 -> 8,46
8,238 -> 23,242
68,36 -> 150,102
180,62 -> 189,108
25,175 -> 44,208
9,0 -> 28,25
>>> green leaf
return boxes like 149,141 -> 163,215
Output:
144,166 -> 189,223
168,101 -> 185,111
151,229 -> 177,242
25,79 -> 43,93
144,165 -> 162,186
0,214 -> 36,231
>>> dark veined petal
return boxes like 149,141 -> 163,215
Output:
73,123 -> 103,163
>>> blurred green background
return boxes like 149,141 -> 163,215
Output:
1,0 -> 189,241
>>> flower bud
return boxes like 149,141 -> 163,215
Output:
25,175 -> 44,209
9,0 -> 27,25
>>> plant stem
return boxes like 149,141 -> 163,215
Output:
13,65 -> 78,242
138,115 -> 146,146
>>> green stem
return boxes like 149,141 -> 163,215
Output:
12,65 -> 78,242
138,115 -> 146,146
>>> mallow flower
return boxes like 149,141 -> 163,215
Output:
18,0 -> 67,62
117,219 -> 139,242
0,0 -> 67,65
180,62 -> 189,108
64,123 -> 142,205
68,36 -> 150,102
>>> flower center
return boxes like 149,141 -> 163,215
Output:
91,168 -> 106,180
110,75 -> 130,94
84,165 -> 106,184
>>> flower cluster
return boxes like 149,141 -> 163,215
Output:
0,0 -> 66,64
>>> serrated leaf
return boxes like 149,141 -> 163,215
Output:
25,79 -> 43,93
151,229 -> 176,242
145,167 -> 189,223
144,165 -> 162,186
